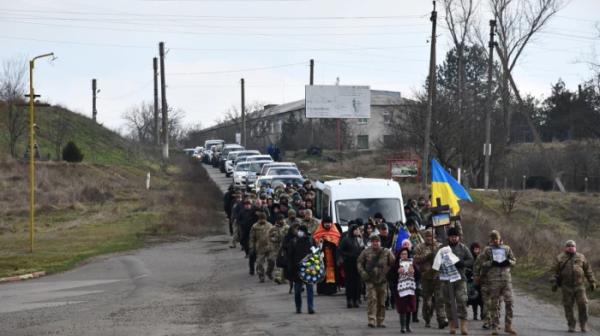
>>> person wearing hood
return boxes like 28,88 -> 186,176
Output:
440,227 -> 473,335
479,230 -> 516,335
552,239 -> 596,333
340,223 -> 365,308
288,224 -> 316,314
249,210 -> 274,283
313,216 -> 342,295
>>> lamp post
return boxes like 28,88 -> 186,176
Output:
28,52 -> 54,253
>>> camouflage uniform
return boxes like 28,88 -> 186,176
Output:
249,219 -> 274,282
302,217 -> 320,235
552,250 -> 596,332
473,252 -> 495,328
414,239 -> 447,326
440,239 -> 473,333
480,242 -> 516,333
267,222 -> 289,283
357,244 -> 396,327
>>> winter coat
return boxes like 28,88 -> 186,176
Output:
287,234 -> 314,282
357,246 -> 395,285
268,223 -> 289,254
479,244 -> 516,283
339,235 -> 364,262
249,220 -> 273,255
413,240 -> 441,280
552,251 -> 596,287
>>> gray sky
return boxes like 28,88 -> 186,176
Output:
2,0 -> 599,132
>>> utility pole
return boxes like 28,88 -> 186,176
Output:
153,57 -> 160,146
241,78 -> 246,147
422,1 -> 437,189
159,42 -> 169,160
92,79 -> 97,122
484,19 -> 497,189
309,59 -> 315,146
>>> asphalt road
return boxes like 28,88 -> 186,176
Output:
0,162 -> 597,336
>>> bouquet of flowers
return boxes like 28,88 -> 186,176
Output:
298,246 -> 325,284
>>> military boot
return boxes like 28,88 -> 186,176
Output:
460,319 -> 468,335
580,322 -> 587,333
449,320 -> 457,335
490,327 -> 499,335
505,323 -> 517,335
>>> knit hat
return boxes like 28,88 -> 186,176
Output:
288,209 -> 296,217
423,230 -> 433,237
447,227 -> 460,237
489,230 -> 501,240
565,240 -> 576,247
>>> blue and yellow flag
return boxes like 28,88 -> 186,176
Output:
431,159 -> 472,215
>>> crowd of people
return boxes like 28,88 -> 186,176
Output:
223,180 -> 597,335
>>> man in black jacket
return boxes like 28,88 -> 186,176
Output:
238,199 -> 258,274
339,223 -> 365,308
288,225 -> 315,314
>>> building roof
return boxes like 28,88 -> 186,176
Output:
199,89 -> 408,132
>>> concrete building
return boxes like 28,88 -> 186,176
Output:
189,90 -> 413,151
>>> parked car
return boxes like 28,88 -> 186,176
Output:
233,151 -> 264,166
244,159 -> 274,189
264,166 -> 301,177
255,175 -> 306,191
258,162 -> 298,176
226,150 -> 260,177
219,144 -> 245,173
202,139 -> 224,163
232,162 -> 253,188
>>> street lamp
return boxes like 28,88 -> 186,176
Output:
28,52 -> 54,253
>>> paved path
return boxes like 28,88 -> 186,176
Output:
0,162 -> 596,335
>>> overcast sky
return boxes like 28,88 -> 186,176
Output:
2,0 -> 599,133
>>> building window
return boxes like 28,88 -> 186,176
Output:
357,135 -> 369,149
357,118 -> 369,125
276,120 -> 283,133
383,110 -> 393,125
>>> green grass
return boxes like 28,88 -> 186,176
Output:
0,104 -> 157,167
0,201 -> 160,278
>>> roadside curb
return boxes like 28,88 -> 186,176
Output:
0,271 -> 46,284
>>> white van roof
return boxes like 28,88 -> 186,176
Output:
323,178 -> 402,200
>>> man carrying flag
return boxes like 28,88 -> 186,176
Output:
430,159 -> 472,216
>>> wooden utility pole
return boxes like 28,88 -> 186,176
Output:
309,59 -> 315,146
159,42 -> 169,160
422,1 -> 437,189
484,19 -> 496,189
153,57 -> 160,146
241,78 -> 246,147
92,78 -> 97,122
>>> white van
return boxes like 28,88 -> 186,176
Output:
314,178 -> 406,232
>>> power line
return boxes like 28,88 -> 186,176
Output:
169,62 -> 306,75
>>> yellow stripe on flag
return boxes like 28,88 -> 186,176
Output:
431,181 -> 461,215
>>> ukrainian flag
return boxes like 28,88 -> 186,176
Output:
431,159 -> 472,215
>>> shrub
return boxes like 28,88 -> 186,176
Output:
62,141 -> 84,162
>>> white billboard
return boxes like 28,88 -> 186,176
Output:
305,85 -> 370,118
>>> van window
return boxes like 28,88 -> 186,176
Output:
335,198 -> 400,226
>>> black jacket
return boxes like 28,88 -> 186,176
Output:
339,235 -> 364,262
287,234 -> 314,282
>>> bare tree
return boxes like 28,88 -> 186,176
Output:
122,102 -> 155,144
44,108 -> 72,160
490,0 -> 568,191
443,0 -> 477,118
0,57 -> 27,158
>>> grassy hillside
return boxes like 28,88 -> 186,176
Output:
0,104 -> 154,167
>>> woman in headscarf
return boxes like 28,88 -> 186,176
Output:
392,247 -> 417,333
312,216 -> 342,295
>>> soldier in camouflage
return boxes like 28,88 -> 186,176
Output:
441,227 -> 473,335
267,214 -> 289,284
552,240 -> 596,333
249,210 -> 274,283
414,229 -> 448,329
302,209 -> 320,234
479,230 -> 516,335
357,234 -> 396,328
473,243 -> 494,330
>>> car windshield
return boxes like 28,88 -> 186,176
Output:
267,168 -> 300,176
335,198 -> 402,226
235,164 -> 251,172
249,161 -> 271,173
260,177 -> 304,188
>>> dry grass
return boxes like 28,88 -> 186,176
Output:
0,155 -> 225,278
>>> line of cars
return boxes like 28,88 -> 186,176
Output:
192,139 -> 305,191
185,139 -> 407,233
